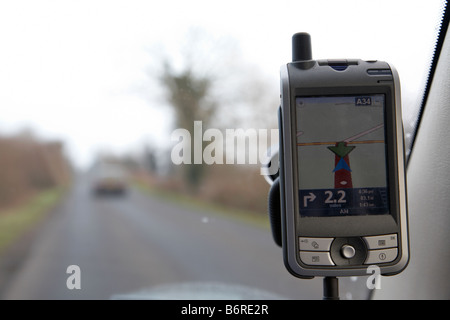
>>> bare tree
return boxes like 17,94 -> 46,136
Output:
160,63 -> 217,130
156,29 -> 230,190
153,28 -> 278,191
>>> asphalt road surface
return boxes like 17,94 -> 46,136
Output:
0,175 -> 370,300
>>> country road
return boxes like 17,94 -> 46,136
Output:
0,174 -> 370,300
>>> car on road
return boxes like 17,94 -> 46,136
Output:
92,163 -> 128,196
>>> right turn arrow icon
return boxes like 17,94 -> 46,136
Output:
303,192 -> 317,208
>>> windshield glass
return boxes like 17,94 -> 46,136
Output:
0,0 -> 446,300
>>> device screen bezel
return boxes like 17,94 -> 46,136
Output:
291,86 -> 401,238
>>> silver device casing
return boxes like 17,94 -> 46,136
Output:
279,60 -> 409,278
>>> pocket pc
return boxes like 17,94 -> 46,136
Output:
277,33 -> 409,278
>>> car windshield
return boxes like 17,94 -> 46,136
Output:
0,0 -> 446,300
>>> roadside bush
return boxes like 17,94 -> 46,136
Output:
0,133 -> 71,208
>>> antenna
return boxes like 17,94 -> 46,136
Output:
292,32 -> 312,62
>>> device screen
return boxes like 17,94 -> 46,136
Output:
296,94 -> 390,217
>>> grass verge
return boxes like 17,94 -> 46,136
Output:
0,188 -> 64,256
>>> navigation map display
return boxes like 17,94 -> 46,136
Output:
296,94 -> 390,217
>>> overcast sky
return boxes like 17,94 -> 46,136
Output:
0,0 -> 444,168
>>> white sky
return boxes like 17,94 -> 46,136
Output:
0,0 -> 445,168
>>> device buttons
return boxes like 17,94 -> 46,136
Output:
364,248 -> 398,264
363,234 -> 398,264
363,234 -> 397,250
299,237 -> 334,251
299,235 -> 399,267
298,237 -> 334,266
300,251 -> 335,266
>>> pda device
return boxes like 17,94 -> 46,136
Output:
272,33 -> 409,278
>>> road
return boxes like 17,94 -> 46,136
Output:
0,175 -> 369,300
